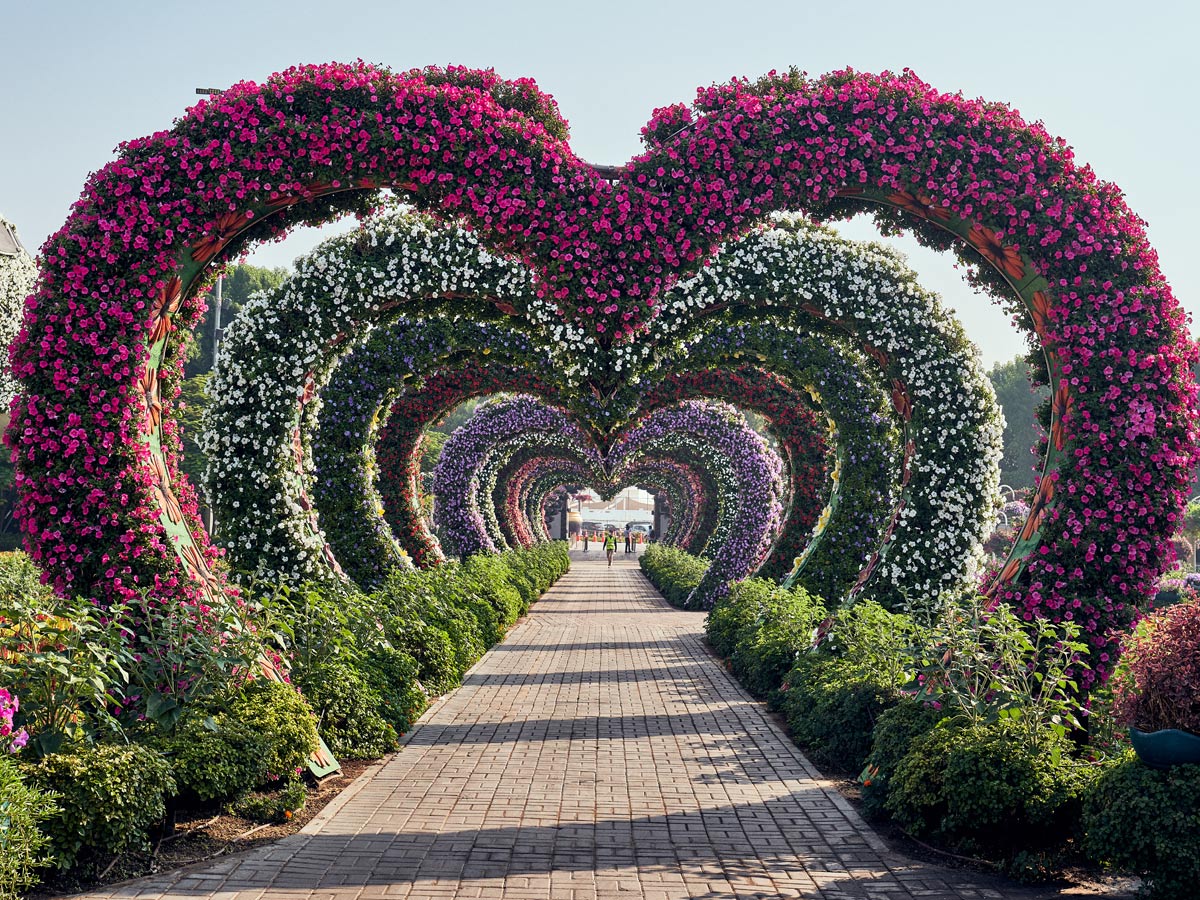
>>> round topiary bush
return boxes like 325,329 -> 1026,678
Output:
1112,600 -> 1200,733
1082,753 -> 1200,900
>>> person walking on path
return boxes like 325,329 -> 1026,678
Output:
604,529 -> 618,566
624,523 -> 633,553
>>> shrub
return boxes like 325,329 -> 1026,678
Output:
1082,753 -> 1200,900
0,571 -> 133,755
640,544 -> 708,608
0,756 -> 57,899
460,556 -> 523,634
777,601 -> 917,771
1112,599 -> 1200,733
159,715 -> 270,801
382,612 -> 460,695
293,659 -> 398,760
859,698 -> 945,817
363,646 -> 428,736
912,597 -> 1088,755
885,720 -> 1089,856
231,778 -> 307,825
729,583 -> 826,698
707,578 -> 772,659
23,743 -> 174,872
778,659 -> 899,771
223,679 -> 318,782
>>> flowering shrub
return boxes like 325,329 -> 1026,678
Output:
1112,600 -> 1200,733
10,63 -> 1195,692
0,687 -> 27,754
0,214 -> 34,409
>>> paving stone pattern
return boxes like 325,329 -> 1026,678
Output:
83,554 -> 1046,900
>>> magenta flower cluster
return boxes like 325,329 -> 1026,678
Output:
0,687 -> 28,754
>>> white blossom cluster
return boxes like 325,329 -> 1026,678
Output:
0,215 -> 36,409
654,216 -> 1004,610
201,212 -> 537,585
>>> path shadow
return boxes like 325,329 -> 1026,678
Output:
117,795 -> 1074,900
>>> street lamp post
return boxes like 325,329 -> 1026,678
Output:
196,87 -> 223,535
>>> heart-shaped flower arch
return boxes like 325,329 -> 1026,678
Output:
11,62 -> 1198,683
208,210 -> 993,616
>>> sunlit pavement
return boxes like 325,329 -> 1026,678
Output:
80,555 -> 1046,899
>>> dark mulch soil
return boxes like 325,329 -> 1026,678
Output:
32,758 -> 382,898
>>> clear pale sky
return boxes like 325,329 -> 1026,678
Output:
1,0 -> 1193,368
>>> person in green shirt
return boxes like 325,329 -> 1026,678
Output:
604,530 -> 618,566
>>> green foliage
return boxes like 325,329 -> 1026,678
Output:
776,601 -> 917,771
362,646 -> 427,736
122,592 -> 266,734
292,658 -> 398,760
885,720 -> 1089,856
988,353 -> 1048,491
231,778 -> 307,825
1082,753 -> 1200,900
461,554 -> 525,630
707,580 -> 768,659
23,743 -> 175,873
859,698 -> 946,817
729,581 -> 826,699
157,714 -> 271,802
639,544 -> 709,608
223,679 -> 318,782
912,597 -> 1088,755
779,660 -> 899,772
0,757 -> 57,899
177,373 -> 211,492
0,554 -> 132,755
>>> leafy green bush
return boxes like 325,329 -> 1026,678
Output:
23,743 -> 175,872
779,660 -> 899,771
158,715 -> 270,801
729,583 -> 826,699
640,544 -> 708,608
293,659 -> 398,759
1082,753 -> 1200,900
223,679 -> 318,782
0,756 -> 57,899
776,601 -> 917,771
381,611 -> 460,695
363,646 -> 427,736
0,554 -> 133,755
885,720 -> 1089,856
707,578 -> 773,659
859,698 -> 945,817
231,778 -> 307,825
911,597 -> 1088,755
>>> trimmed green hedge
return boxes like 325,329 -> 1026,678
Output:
1082,753 -> 1200,900
640,544 -> 708,608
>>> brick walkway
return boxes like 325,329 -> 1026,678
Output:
83,554 -> 1054,900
